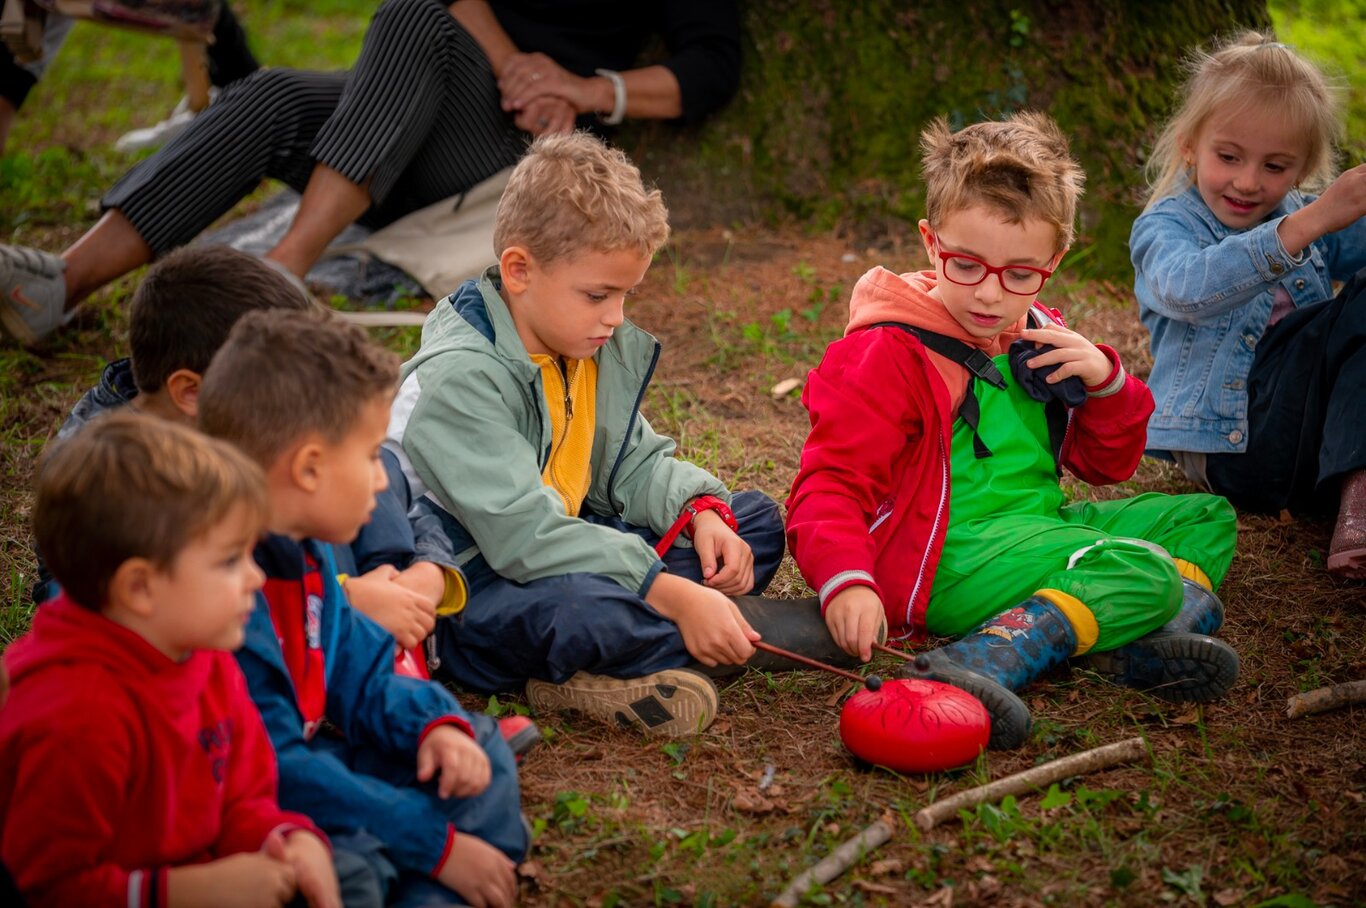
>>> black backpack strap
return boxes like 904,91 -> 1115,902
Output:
868,322 -> 1006,390
867,321 -> 999,458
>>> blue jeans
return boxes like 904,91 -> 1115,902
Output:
432,491 -> 786,693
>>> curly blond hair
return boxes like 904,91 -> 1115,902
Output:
493,131 -> 670,265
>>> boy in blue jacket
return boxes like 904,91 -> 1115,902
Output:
199,307 -> 525,908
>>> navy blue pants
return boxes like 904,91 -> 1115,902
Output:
1206,270 -> 1366,515
432,491 -> 786,694
315,710 -> 527,908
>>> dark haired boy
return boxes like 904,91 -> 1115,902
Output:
1,412 -> 341,908
41,244 -> 456,655
200,308 -> 525,908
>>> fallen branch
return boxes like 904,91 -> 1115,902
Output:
1285,680 -> 1366,719
914,736 -> 1148,832
770,813 -> 896,908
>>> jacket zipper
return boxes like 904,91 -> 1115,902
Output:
605,341 -> 661,510
895,432 -> 949,640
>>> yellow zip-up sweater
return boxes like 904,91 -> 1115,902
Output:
531,354 -> 598,516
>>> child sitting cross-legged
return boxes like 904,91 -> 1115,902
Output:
0,412 -> 342,908
787,112 -> 1241,750
386,132 -> 788,736
198,307 -> 526,908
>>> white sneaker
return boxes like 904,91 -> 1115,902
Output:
0,245 -> 67,346
115,88 -> 219,153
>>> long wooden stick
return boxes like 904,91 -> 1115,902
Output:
770,814 -> 897,908
913,736 -> 1148,831
1285,680 -> 1366,718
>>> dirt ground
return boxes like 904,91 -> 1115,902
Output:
2,225 -> 1364,906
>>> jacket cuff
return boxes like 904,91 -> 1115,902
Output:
438,566 -> 468,616
278,823 -> 333,853
636,558 -> 667,598
418,715 -> 475,745
1085,345 -> 1126,398
129,867 -> 168,908
1254,215 -> 1307,280
817,570 -> 881,612
430,823 -> 457,877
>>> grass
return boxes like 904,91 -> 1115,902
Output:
3,1 -> 1366,905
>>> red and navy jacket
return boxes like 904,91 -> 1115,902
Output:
238,534 -> 476,877
787,274 -> 1153,641
0,596 -> 322,908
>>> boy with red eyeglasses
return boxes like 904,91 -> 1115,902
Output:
787,112 -> 1240,750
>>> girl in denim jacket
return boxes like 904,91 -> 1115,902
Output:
1132,31 -> 1366,579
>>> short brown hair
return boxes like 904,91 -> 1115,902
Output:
921,112 -> 1086,251
130,245 -> 316,394
1145,31 -> 1341,206
34,410 -> 268,610
493,131 -> 670,266
198,308 -> 399,468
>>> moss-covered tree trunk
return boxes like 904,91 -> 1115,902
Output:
625,0 -> 1269,277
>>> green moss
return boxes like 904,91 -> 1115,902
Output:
625,0 -> 1269,280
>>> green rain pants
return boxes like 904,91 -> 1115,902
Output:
924,355 -> 1237,653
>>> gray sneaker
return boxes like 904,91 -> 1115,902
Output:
525,668 -> 719,737
0,245 -> 68,345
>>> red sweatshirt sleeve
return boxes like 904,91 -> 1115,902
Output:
2,695 -> 158,907
1061,344 -> 1156,485
786,330 -> 935,608
214,656 -> 325,856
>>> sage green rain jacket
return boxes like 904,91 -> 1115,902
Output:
388,267 -> 730,597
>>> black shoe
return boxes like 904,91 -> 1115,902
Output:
899,653 -> 1033,750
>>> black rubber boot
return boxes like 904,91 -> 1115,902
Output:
690,596 -> 871,678
1082,580 -> 1238,703
896,597 -> 1076,750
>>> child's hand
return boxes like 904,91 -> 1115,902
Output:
1018,324 -> 1112,389
1284,162 -> 1366,253
691,510 -> 756,596
416,724 -> 491,799
272,830 -> 341,908
395,561 -> 447,607
824,586 -> 886,662
646,572 -> 759,666
435,833 -> 518,908
345,565 -> 438,649
166,851 -> 296,908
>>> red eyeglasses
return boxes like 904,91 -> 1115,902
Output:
935,245 -> 1054,296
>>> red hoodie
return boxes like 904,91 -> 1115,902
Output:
0,595 -> 323,908
786,268 -> 1153,640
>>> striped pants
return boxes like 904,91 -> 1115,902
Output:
104,0 -> 526,255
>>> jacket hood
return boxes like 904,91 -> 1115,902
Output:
845,267 -> 1025,410
5,595 -> 212,714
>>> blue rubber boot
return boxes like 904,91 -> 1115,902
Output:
896,597 -> 1076,750
1082,580 -> 1238,703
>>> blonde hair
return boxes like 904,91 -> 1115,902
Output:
1145,31 -> 1342,206
493,131 -> 670,265
34,411 -> 268,610
921,111 -> 1085,251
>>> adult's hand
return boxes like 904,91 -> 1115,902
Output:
499,52 -> 606,117
515,96 -> 577,136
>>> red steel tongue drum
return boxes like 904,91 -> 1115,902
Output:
752,640 -> 990,774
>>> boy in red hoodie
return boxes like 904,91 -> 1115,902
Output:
787,113 -> 1240,749
0,412 -> 341,907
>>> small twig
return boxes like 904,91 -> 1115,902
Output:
914,736 -> 1148,832
1285,680 -> 1366,718
770,813 -> 897,908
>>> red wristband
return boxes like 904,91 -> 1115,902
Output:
653,495 -> 738,556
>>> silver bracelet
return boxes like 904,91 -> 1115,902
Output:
594,68 -> 627,125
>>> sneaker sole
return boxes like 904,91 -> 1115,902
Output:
525,669 -> 720,737
1086,634 -> 1239,703
896,660 -> 1031,750
0,302 -> 38,346
1327,545 -> 1366,580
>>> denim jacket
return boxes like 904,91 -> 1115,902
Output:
1132,184 -> 1366,455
